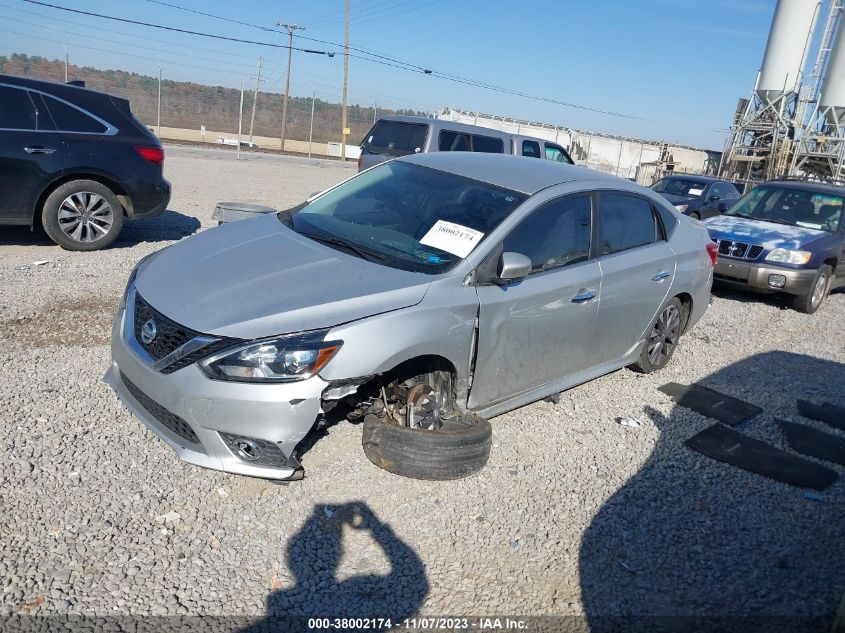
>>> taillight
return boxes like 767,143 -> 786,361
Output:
706,242 -> 718,268
135,146 -> 164,165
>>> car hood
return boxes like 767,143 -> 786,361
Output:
134,214 -> 431,339
702,215 -> 827,250
655,192 -> 699,205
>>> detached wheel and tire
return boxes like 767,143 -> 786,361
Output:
793,265 -> 832,314
362,413 -> 492,481
630,297 -> 683,373
42,180 -> 124,251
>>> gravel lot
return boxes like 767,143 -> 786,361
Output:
1,145 -> 843,628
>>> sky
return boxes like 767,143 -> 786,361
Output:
0,0 -> 829,149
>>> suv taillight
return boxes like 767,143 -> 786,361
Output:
706,242 -> 718,268
135,146 -> 164,165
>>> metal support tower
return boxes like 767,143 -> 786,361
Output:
791,0 -> 845,180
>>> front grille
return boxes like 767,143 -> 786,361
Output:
133,293 -> 198,361
713,238 -> 762,260
120,372 -> 202,447
132,293 -> 237,374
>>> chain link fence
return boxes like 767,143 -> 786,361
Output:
2,53 -> 422,159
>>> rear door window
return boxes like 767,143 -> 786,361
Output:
599,192 -> 661,255
471,134 -> 504,153
40,94 -> 108,133
522,140 -> 541,158
439,130 -> 471,152
361,121 -> 427,156
0,85 -> 50,130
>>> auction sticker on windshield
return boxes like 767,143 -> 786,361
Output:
420,220 -> 484,258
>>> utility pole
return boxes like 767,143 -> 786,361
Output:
157,64 -> 162,138
64,48 -> 68,82
248,56 -> 263,146
341,0 -> 350,161
277,22 -> 304,153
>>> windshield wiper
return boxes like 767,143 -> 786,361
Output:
299,232 -> 386,262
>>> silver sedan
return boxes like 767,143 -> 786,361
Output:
105,153 -> 714,479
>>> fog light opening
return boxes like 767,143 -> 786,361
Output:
234,438 -> 261,461
768,274 -> 786,289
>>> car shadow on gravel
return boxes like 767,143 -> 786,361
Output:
111,210 -> 201,247
578,351 -> 844,633
243,502 -> 428,631
0,210 -> 200,248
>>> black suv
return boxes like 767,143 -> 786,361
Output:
0,75 -> 170,251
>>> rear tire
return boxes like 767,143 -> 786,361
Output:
630,297 -> 683,373
793,265 -> 831,314
42,180 -> 124,251
689,211 -> 701,220
362,413 -> 492,480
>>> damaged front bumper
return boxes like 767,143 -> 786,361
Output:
104,301 -> 327,480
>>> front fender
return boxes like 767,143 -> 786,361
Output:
319,277 -> 479,408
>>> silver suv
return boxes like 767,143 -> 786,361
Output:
358,115 -> 573,171
105,153 -> 714,480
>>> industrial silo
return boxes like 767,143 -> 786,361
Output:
757,0 -> 821,104
819,11 -> 845,124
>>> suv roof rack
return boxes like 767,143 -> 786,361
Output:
771,175 -> 845,187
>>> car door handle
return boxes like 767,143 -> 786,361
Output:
24,146 -> 56,154
571,289 -> 597,303
651,271 -> 672,282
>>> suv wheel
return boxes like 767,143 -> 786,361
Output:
630,297 -> 683,373
42,180 -> 124,251
793,265 -> 832,314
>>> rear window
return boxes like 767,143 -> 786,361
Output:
40,94 -> 108,133
471,134 -> 504,153
362,121 -> 427,156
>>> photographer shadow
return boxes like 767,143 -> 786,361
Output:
245,502 -> 429,631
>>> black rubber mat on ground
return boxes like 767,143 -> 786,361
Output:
796,399 -> 845,431
659,382 -> 762,426
777,419 -> 845,467
684,424 -> 838,490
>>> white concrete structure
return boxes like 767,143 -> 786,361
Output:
437,109 -> 720,182
819,9 -> 845,124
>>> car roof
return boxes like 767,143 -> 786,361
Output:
763,179 -> 845,196
0,73 -> 116,103
395,151 -> 629,194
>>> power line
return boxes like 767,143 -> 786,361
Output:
19,0 -> 650,122
134,0 -> 652,122
21,0 -> 335,56
0,2 -> 262,61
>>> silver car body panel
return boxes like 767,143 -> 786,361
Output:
134,213 -> 432,340
106,153 -> 712,479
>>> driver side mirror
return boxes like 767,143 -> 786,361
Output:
708,195 -> 720,202
496,252 -> 532,283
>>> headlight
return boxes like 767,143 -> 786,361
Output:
765,248 -> 811,265
674,203 -> 689,212
199,331 -> 342,383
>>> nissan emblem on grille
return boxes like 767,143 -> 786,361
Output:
141,319 -> 157,345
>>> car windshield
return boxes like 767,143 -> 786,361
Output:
726,185 -> 843,233
285,161 -> 527,274
650,178 -> 709,198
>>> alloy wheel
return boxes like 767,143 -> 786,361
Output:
57,192 -> 114,243
647,305 -> 681,366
